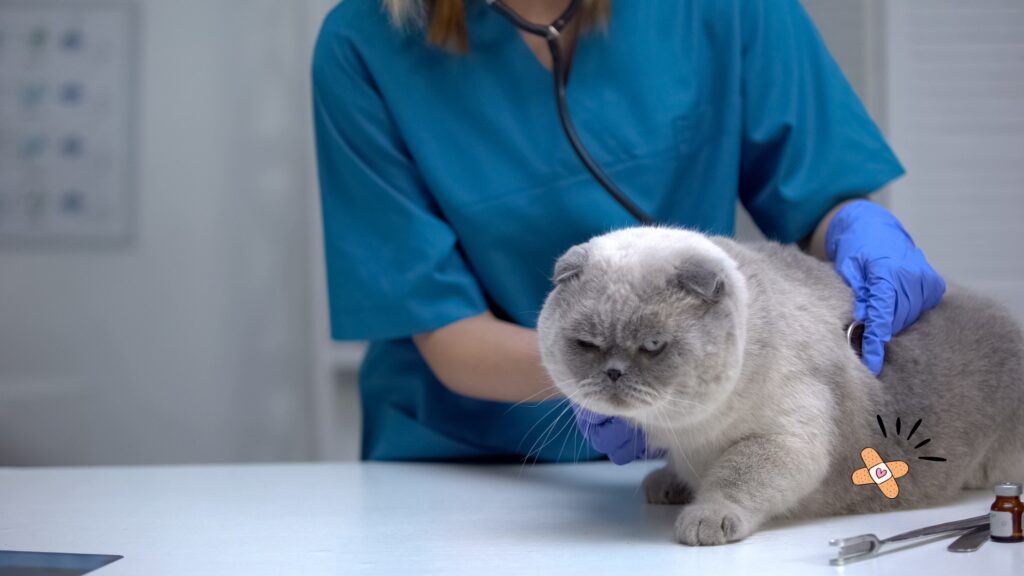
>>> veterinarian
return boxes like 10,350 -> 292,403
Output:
313,0 -> 946,461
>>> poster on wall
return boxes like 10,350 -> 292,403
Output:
0,1 -> 138,245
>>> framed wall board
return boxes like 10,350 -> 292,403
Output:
0,0 -> 138,245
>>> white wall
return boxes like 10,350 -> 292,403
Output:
0,0 -> 316,465
885,0 -> 1024,322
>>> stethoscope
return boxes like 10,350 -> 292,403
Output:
486,0 -> 870,356
485,0 -> 655,225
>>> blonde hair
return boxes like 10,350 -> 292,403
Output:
382,0 -> 611,52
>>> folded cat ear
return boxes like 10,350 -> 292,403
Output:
553,245 -> 589,285
675,259 -> 725,304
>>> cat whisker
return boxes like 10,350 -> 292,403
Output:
503,384 -> 562,414
653,403 -> 702,483
515,389 -> 580,453
519,389 -> 584,473
574,379 -> 604,395
616,386 -> 656,405
517,388 -> 579,457
661,392 -> 711,412
527,406 -> 581,468
555,398 -> 583,463
519,409 -> 569,474
574,415 -> 592,463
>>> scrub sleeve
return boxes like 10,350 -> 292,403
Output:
313,28 -> 488,341
737,0 -> 904,243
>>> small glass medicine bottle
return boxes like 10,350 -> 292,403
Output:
990,482 -> 1024,543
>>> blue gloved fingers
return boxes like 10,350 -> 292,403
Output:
571,405 -> 615,460
827,200 -> 947,377
854,285 -> 871,323
861,273 -> 898,375
580,411 -> 622,445
924,275 -> 946,312
606,433 -> 640,465
910,248 -> 947,313
888,250 -> 945,336
570,402 -> 652,464
837,255 -> 870,321
582,414 -> 642,464
607,451 -> 633,465
590,417 -> 640,458
585,417 -> 616,451
892,266 -> 921,335
572,411 -> 595,448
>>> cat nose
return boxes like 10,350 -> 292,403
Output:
605,368 -> 622,382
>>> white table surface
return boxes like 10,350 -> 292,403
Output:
1,461 -> 1020,575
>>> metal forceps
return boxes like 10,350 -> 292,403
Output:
829,514 -> 990,565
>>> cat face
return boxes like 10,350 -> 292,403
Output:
537,228 -> 748,423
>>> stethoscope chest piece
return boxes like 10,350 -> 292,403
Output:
847,320 -> 865,357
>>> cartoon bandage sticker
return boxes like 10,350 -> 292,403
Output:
851,448 -> 909,499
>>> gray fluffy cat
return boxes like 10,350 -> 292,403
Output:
536,226 -> 1024,546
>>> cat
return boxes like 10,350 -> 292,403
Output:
536,226 -> 1024,546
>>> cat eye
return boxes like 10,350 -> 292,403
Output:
574,339 -> 600,351
640,339 -> 667,355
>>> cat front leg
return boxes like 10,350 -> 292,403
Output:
643,466 -> 694,505
675,434 -> 827,546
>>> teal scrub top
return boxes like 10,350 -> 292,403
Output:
312,0 -> 904,461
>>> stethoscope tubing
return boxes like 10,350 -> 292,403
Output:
486,0 -> 656,225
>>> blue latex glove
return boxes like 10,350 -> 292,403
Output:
826,200 -> 946,375
571,404 -> 663,465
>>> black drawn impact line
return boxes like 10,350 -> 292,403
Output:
876,415 -> 887,438
906,418 -> 923,441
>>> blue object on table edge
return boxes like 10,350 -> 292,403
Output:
0,550 -> 122,575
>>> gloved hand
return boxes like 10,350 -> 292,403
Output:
571,404 -> 663,465
826,200 -> 946,375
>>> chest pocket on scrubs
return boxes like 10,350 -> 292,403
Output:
447,105 -> 708,329
452,98 -> 708,217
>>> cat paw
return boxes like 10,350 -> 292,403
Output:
642,467 -> 693,505
675,499 -> 755,546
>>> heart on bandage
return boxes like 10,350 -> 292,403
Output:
851,448 -> 909,499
